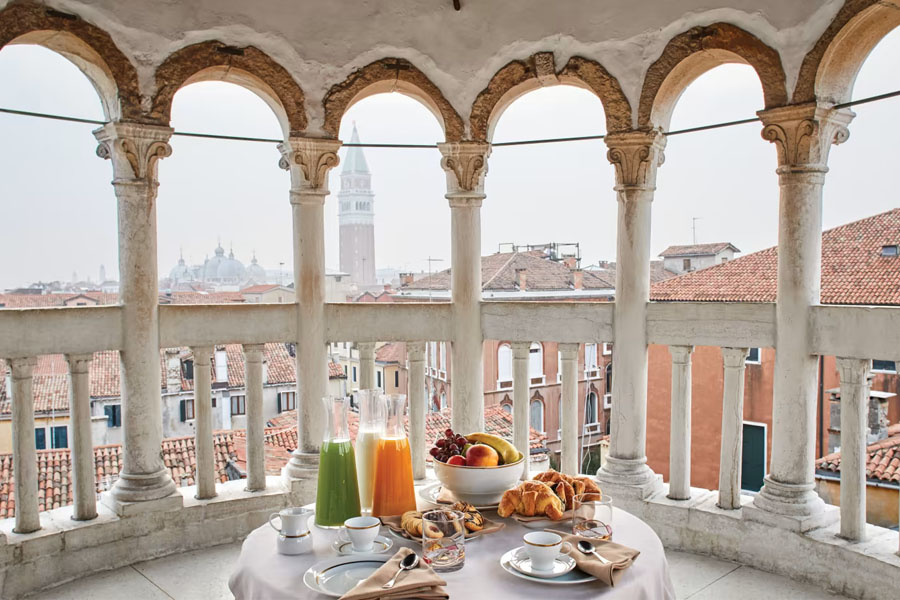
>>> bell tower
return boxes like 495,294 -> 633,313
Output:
338,124 -> 376,287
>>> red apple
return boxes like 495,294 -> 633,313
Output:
447,455 -> 467,466
465,443 -> 499,467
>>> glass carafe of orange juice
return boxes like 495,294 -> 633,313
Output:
371,394 -> 416,517
315,396 -> 361,527
355,390 -> 385,515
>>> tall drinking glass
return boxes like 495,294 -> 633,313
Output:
355,390 -> 385,515
315,396 -> 361,528
371,394 -> 416,516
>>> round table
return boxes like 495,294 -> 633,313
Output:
229,506 -> 675,599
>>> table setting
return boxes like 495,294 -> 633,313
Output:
228,391 -> 675,599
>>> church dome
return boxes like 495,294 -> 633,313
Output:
169,255 -> 192,283
217,249 -> 246,281
203,243 -> 227,281
246,254 -> 267,283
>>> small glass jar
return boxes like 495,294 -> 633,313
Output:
421,509 -> 466,572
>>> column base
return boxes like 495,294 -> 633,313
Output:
108,468 -> 177,504
747,475 -> 838,532
595,456 -> 663,500
282,450 -> 319,505
100,489 -> 183,517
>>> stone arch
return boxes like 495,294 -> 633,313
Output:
322,58 -> 464,141
0,1 -> 141,121
794,0 -> 895,105
151,41 -> 307,136
638,23 -> 788,131
469,52 -> 632,142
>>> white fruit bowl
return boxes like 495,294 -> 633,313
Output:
432,453 -> 525,505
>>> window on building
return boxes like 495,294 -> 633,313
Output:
214,349 -> 228,383
51,426 -> 68,449
394,371 -> 399,388
557,349 -> 563,383
501,403 -> 512,414
104,404 -> 122,427
747,348 -> 761,364
498,344 -> 512,383
585,392 -> 598,424
344,364 -> 348,376
429,341 -> 438,369
683,258 -> 692,271
881,244 -> 899,257
605,363 -> 613,395
602,343 -> 612,355
352,366 -> 357,382
530,399 -> 544,433
35,428 -> 46,450
182,359 -> 194,380
231,395 -> 246,416
440,342 -> 447,372
585,343 -> 598,370
377,370 -> 382,389
741,423 -> 767,492
529,343 -> 543,379
180,398 -> 195,422
212,397 -> 217,408
872,359 -> 897,373
278,391 -> 297,412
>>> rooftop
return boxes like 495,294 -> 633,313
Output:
816,424 -> 900,485
658,242 -> 740,258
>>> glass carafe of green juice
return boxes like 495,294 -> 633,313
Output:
315,396 -> 361,527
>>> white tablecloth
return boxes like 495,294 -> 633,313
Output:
229,506 -> 675,599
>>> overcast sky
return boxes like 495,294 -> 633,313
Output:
1,30 -> 900,289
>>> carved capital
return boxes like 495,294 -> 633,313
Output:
722,347 -> 750,369
605,130 -> 666,190
408,341 -> 426,362
669,345 -> 694,365
279,137 -> 342,192
837,357 -> 871,386
242,343 -> 265,363
438,141 -> 491,199
94,122 -> 173,182
64,353 -> 93,375
558,342 -> 579,361
758,104 -> 854,172
7,356 -> 37,380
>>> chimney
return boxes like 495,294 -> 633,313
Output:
400,273 -> 414,286
165,349 -> 182,393
572,269 -> 583,290
515,268 -> 527,290
384,283 -> 392,293
563,256 -> 577,269
868,393 -> 889,444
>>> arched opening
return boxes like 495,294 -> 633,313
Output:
530,397 -> 545,433
497,343 -> 512,385
605,363 -> 613,396
529,342 -> 544,384
585,391 -> 599,425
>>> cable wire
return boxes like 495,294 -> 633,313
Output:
2,87 -> 899,148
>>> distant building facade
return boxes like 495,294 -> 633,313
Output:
659,242 -> 740,274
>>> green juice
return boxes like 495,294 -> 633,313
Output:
315,439 -> 361,527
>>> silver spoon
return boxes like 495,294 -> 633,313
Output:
577,539 -> 611,565
382,552 -> 420,589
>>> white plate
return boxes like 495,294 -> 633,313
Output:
302,554 -> 391,598
387,525 -> 483,542
419,482 -> 500,511
508,547 -> 576,579
499,548 -> 596,585
332,535 -> 394,555
518,518 -> 560,530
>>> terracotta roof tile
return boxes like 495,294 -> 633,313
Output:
375,342 -> 406,365
816,433 -> 900,484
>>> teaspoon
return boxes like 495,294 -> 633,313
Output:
577,539 -> 611,565
382,552 -> 420,589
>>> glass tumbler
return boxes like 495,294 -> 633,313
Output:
421,509 -> 466,572
572,494 -> 613,540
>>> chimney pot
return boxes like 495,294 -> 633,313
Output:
400,272 -> 414,285
573,269 -> 583,290
563,256 -> 577,269
515,268 -> 527,290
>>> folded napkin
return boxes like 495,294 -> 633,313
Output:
340,547 -> 448,600
546,529 -> 640,587
510,510 -> 574,524
434,486 -> 457,505
381,513 -> 504,540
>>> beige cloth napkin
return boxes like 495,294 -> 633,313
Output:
339,547 -> 448,600
434,486 -> 457,504
510,510 -> 574,524
546,529 -> 640,587
381,513 -> 504,539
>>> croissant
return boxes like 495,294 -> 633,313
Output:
401,510 -> 443,539
451,502 -> 485,532
532,469 -> 578,509
498,481 -> 565,520
574,475 -> 603,501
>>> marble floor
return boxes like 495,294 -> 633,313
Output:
25,541 -> 851,600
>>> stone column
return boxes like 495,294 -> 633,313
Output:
408,342 -> 427,479
95,123 -> 177,510
244,344 -> 266,492
359,342 -> 376,390
438,142 -> 490,436
9,357 -> 39,532
718,347 -> 749,510
596,131 -> 666,498
66,353 -> 97,520
511,342 -> 531,479
559,343 -> 580,475
750,104 -> 853,529
837,357 -> 870,541
279,138 -> 341,490
668,345 -> 693,500
191,346 -> 216,500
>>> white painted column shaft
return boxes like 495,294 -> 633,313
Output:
191,346 -> 216,500
244,344 -> 266,492
718,347 -> 749,510
668,345 -> 693,500
559,343 -> 579,476
9,357 -> 39,532
359,342 -> 376,390
837,357 -> 870,541
66,353 -> 97,520
408,342 -> 427,480
511,342 -> 531,479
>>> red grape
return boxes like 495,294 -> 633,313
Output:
436,439 -> 446,448
429,447 -> 439,457
448,443 -> 459,453
444,428 -> 454,438
456,436 -> 467,446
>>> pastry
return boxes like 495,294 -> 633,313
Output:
401,510 -> 443,539
498,481 -> 565,520
451,502 -> 486,532
532,469 -> 579,509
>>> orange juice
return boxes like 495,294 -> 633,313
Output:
371,437 -> 416,517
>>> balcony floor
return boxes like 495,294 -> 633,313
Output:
24,540 -> 851,599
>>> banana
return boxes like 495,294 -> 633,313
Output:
465,432 -> 521,465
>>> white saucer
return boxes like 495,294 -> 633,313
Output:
332,535 -> 393,555
499,548 -> 595,585
509,548 -> 576,578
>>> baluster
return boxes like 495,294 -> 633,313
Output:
359,342 -> 376,390
718,347 -> 749,509
511,342 -> 531,479
66,353 -> 97,520
192,346 -> 216,499
837,358 -> 870,541
668,346 -> 694,500
408,342 -> 426,479
243,344 -> 266,491
559,343 -> 579,475
8,357 -> 39,532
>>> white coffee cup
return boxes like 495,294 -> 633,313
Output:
523,531 -> 573,571
338,515 -> 381,552
269,507 -> 314,555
